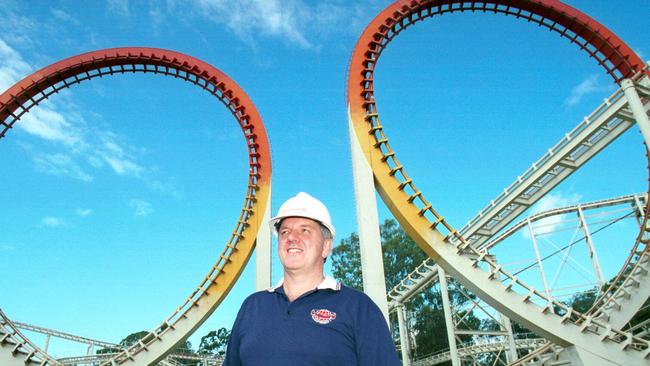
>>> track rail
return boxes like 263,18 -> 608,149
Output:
0,48 -> 271,366
0,309 -> 62,366
412,337 -> 547,366
14,321 -> 121,350
57,353 -> 223,366
347,1 -> 649,364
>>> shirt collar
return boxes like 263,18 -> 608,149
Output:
267,275 -> 341,293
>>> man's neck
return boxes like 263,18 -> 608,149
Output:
282,271 -> 325,302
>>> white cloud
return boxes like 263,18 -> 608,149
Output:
34,153 -> 93,182
0,38 -> 31,93
1,37 -> 178,198
195,0 -> 311,48
96,135 -> 144,177
42,216 -> 64,228
1,40 -> 151,183
523,192 -> 582,238
19,107 -> 81,147
76,208 -> 93,217
565,74 -> 609,107
130,199 -> 153,217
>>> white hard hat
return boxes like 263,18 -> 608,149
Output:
269,192 -> 336,239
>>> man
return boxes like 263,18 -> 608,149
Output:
223,192 -> 401,365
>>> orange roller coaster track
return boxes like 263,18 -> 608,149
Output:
0,47 -> 271,366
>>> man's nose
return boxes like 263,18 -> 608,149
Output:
286,229 -> 301,243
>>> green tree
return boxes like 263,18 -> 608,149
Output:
96,331 -> 149,355
97,331 -> 197,365
198,327 -> 231,356
119,331 -> 150,347
331,219 -> 479,361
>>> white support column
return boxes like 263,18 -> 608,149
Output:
527,218 -> 553,302
256,189 -> 272,291
44,334 -> 50,353
634,195 -> 646,226
348,118 -> 390,323
577,207 -> 605,287
622,78 -> 650,146
438,267 -> 460,366
396,303 -> 411,366
86,344 -> 94,366
500,313 -> 519,363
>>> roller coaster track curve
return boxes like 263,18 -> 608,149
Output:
347,0 -> 650,364
0,47 -> 271,366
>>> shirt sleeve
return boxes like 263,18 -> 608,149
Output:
354,295 -> 401,366
222,299 -> 247,366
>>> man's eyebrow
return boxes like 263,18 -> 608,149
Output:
280,223 -> 318,230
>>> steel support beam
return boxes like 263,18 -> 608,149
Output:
396,303 -> 411,366
622,78 -> 650,147
577,206 -> 606,287
438,267 -> 460,366
256,189 -> 272,291
348,117 -> 390,323
500,313 -> 519,364
528,218 -> 553,302
44,335 -> 50,353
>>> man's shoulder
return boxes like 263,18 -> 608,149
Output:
247,288 -> 276,299
338,284 -> 379,306
239,289 -> 276,307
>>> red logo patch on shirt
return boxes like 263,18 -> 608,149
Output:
310,309 -> 336,324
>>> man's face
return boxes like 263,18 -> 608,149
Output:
278,217 -> 332,275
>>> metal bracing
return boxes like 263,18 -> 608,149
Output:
528,218 -> 553,304
577,207 -> 606,287
437,268 -> 460,366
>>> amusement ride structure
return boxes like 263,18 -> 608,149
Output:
1,0 -> 649,365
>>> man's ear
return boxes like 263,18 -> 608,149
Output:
322,239 -> 333,259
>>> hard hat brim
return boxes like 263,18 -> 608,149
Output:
269,214 -> 336,239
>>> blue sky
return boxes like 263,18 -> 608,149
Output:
1,0 -> 648,358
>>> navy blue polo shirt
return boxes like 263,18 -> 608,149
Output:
223,277 -> 400,366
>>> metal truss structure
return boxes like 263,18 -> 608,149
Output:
393,192 -> 649,365
0,48 -> 271,366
